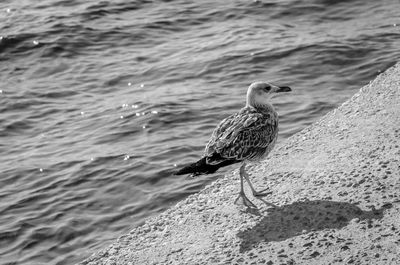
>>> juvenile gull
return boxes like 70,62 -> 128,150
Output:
175,82 -> 291,208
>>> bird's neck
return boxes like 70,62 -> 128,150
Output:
246,100 -> 275,113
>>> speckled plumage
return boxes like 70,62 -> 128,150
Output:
175,82 -> 290,178
205,106 -> 278,164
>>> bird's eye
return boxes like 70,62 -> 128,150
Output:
263,85 -> 271,91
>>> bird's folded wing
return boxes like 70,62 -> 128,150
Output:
205,108 -> 278,164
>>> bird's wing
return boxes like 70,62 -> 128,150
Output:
205,107 -> 278,164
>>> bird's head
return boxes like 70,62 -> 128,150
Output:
246,81 -> 291,108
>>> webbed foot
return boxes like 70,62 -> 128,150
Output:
252,188 -> 272,198
234,192 -> 258,209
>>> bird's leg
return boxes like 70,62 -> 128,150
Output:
234,163 -> 257,209
242,164 -> 272,198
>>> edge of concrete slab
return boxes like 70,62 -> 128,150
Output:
80,63 -> 400,265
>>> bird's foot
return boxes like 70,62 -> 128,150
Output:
257,198 -> 278,209
252,188 -> 272,198
234,192 -> 258,209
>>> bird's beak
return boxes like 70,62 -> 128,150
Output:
275,86 -> 292,93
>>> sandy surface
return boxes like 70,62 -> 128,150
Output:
80,63 -> 400,265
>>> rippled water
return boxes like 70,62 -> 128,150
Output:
0,0 -> 399,264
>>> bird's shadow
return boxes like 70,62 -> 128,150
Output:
237,200 -> 393,252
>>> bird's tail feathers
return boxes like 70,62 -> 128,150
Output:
174,156 -> 237,176
175,157 -> 212,176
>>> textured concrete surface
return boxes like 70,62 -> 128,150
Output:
80,63 -> 400,265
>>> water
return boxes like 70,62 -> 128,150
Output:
0,0 -> 399,264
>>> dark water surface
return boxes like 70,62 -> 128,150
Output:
0,0 -> 399,264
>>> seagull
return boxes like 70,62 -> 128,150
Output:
175,82 -> 291,208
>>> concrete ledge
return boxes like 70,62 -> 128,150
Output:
80,63 -> 400,265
